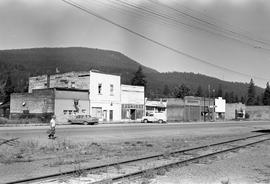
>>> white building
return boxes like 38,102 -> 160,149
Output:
89,70 -> 121,121
215,97 -> 226,119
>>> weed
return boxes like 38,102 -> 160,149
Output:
73,164 -> 87,177
221,178 -> 230,184
162,152 -> 171,159
142,169 -> 155,179
141,179 -> 151,184
114,164 -> 121,171
156,168 -> 166,176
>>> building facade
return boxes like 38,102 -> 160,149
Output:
89,70 -> 121,121
121,85 -> 145,121
11,70 -> 145,122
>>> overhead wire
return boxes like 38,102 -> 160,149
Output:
114,0 -> 270,51
148,0 -> 270,50
61,0 -> 270,82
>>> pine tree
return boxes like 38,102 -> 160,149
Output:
224,92 -> 230,103
240,96 -> 246,104
163,84 -> 170,97
246,78 -> 256,105
195,85 -> 203,97
131,66 -> 147,87
263,82 -> 270,105
229,91 -> 234,103
3,73 -> 15,103
217,84 -> 223,97
234,95 -> 239,103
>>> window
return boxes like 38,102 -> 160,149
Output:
71,82 -> 75,88
63,110 -> 67,115
92,107 -> 102,118
110,84 -> 114,95
98,83 -> 102,94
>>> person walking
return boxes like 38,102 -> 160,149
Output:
48,115 -> 56,139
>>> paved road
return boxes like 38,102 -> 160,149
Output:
1,121 -> 269,143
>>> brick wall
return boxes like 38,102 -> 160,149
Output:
10,90 -> 54,121
29,71 -> 90,92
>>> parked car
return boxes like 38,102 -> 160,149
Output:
141,112 -> 167,123
68,115 -> 99,125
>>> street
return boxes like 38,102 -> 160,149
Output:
1,121 -> 269,143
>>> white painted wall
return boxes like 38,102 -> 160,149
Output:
54,99 -> 90,122
89,71 -> 121,121
121,84 -> 144,104
215,97 -> 226,113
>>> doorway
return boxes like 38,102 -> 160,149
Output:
109,110 -> 113,121
130,109 -> 136,120
103,110 -> 107,121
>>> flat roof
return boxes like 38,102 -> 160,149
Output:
54,87 -> 89,92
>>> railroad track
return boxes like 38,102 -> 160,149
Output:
7,133 -> 270,184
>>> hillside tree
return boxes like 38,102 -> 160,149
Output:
131,66 -> 147,87
195,85 -> 203,97
263,82 -> 270,105
217,84 -> 223,97
174,84 -> 191,99
3,73 -> 15,103
246,78 -> 256,105
163,84 -> 171,97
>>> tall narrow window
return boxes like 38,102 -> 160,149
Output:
110,84 -> 114,95
98,83 -> 102,94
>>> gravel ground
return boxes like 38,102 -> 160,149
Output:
0,133 -> 257,183
150,140 -> 270,184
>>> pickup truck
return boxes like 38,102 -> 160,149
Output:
141,113 -> 167,123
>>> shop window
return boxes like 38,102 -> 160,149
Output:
71,82 -> 75,88
92,107 -> 102,118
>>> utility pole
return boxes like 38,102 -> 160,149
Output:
213,89 -> 216,122
208,84 -> 210,121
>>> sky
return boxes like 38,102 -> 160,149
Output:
1,0 -> 270,87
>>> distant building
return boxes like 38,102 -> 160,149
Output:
215,97 -> 226,120
166,96 -> 215,122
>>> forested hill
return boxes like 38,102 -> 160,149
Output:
0,47 -> 263,101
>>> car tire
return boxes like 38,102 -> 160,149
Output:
83,121 -> 88,125
158,119 -> 163,124
143,119 -> 148,123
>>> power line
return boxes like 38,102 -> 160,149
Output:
148,0 -> 270,49
61,0 -> 269,82
113,0 -> 270,52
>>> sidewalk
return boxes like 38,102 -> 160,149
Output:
0,119 -> 269,128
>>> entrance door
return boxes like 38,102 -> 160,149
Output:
130,109 -> 136,120
109,110 -> 113,121
103,110 -> 107,121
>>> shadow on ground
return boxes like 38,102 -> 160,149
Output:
252,129 -> 270,133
